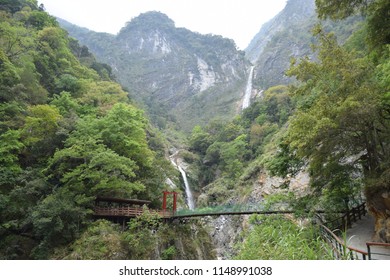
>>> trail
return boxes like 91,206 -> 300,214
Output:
346,214 -> 390,260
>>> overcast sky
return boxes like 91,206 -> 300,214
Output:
38,0 -> 287,50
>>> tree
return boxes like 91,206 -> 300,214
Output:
316,0 -> 390,50
30,189 -> 92,259
287,28 -> 389,208
0,130 -> 23,187
220,134 -> 250,179
98,103 -> 154,172
20,104 -> 62,164
47,132 -> 145,198
0,49 -> 20,102
315,0 -> 371,20
0,0 -> 37,14
189,125 -> 211,154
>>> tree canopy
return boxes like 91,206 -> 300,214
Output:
0,1 -> 170,259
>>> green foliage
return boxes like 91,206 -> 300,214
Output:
30,190 -> 92,258
98,103 -> 153,170
315,0 -> 369,20
316,0 -> 390,51
0,3 -> 170,259
235,215 -> 331,260
60,220 -> 127,260
0,49 -> 20,100
22,104 -> 62,145
122,210 -> 163,259
0,0 -> 38,14
189,125 -> 211,155
286,27 -> 389,208
161,245 -> 177,260
47,130 -> 144,198
189,84 -> 295,194
265,139 -> 304,178
0,130 -> 23,186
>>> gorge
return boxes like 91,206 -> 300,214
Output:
57,0 -> 390,257
0,0 -> 388,261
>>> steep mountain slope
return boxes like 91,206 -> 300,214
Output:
246,0 -> 316,64
246,0 -> 362,89
247,0 -> 316,89
59,12 -> 250,132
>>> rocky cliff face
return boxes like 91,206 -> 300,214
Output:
246,0 -> 362,90
367,190 -> 390,243
59,12 -> 250,131
245,0 -> 317,89
245,0 -> 316,64
204,168 -> 311,259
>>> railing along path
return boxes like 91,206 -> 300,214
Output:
94,200 -> 390,260
317,202 -> 390,260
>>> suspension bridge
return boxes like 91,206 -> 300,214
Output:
93,193 -> 390,260
93,193 -> 295,220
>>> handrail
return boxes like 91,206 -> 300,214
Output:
318,203 -> 369,260
93,206 -> 174,218
323,203 -> 367,232
320,224 -> 368,260
366,242 -> 390,260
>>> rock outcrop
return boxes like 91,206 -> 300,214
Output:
59,12 -> 250,131
367,191 -> 390,243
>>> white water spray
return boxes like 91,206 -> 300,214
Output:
178,166 -> 195,210
169,152 -> 195,210
242,66 -> 255,110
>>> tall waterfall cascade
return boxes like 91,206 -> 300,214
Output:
178,166 -> 195,210
169,152 -> 196,210
242,66 -> 255,110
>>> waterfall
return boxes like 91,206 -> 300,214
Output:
178,166 -> 195,210
169,151 -> 195,210
242,66 -> 255,110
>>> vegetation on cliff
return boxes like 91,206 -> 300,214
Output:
58,12 -> 249,132
0,0 -> 389,260
188,0 -> 389,256
0,0 -> 189,259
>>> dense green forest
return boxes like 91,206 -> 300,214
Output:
186,0 -> 390,257
0,0 -> 194,259
189,0 -> 389,209
0,0 -> 389,260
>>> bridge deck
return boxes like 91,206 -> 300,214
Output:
93,206 -> 297,219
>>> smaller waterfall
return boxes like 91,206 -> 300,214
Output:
242,66 -> 255,110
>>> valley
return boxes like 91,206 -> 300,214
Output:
0,0 -> 389,260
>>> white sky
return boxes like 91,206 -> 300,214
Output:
38,0 -> 287,50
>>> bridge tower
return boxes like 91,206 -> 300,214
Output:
162,191 -> 178,214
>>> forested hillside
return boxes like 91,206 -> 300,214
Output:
0,0 -> 210,259
0,0 -> 389,260
58,12 -> 250,132
246,0 -> 363,90
186,0 -> 390,256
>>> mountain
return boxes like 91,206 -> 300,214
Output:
59,12 -> 250,132
246,0 -> 316,63
246,0 -> 317,89
246,0 -> 362,89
